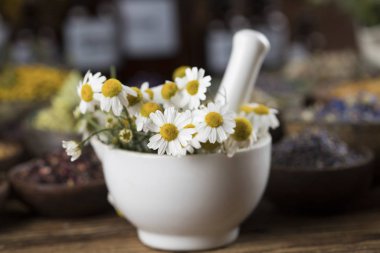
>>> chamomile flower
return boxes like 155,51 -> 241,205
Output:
126,87 -> 144,116
183,112 -> 201,153
135,102 -> 163,132
77,70 -> 106,114
119,128 -> 133,144
240,103 -> 279,135
195,102 -> 236,144
225,117 -> 257,157
140,82 -> 155,101
95,78 -> 137,116
62,140 -> 81,161
172,65 -> 190,80
175,67 -> 211,109
147,107 -> 195,156
157,81 -> 185,108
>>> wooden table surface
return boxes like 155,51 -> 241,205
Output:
1,187 -> 380,253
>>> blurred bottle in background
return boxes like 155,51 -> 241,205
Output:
205,0 -> 233,76
116,0 -> 183,85
9,29 -> 35,64
63,3 -> 120,73
0,15 -> 9,64
36,27 -> 60,65
252,0 -> 290,70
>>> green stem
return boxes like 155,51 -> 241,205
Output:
124,109 -> 136,133
110,66 -> 116,79
86,117 -> 100,130
123,109 -> 145,149
80,128 -> 112,147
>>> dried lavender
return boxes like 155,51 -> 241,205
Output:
272,130 -> 365,169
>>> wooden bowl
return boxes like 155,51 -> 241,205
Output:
0,141 -> 24,179
9,160 -> 110,217
0,180 -> 9,210
267,148 -> 374,212
286,120 -> 380,183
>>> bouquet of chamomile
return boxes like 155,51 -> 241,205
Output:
63,66 -> 279,161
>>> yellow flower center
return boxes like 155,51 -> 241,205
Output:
102,78 -> 122,97
240,104 -> 270,115
119,129 -> 133,144
201,141 -> 220,151
186,80 -> 199,95
106,117 -> 116,128
184,123 -> 197,138
253,104 -> 270,115
240,105 -> 253,113
160,123 -> 179,141
172,65 -> 189,80
127,87 -> 143,106
144,88 -> 154,100
184,123 -> 195,129
140,102 -> 163,117
80,84 -> 93,102
205,112 -> 223,128
232,117 -> 253,142
161,82 -> 178,100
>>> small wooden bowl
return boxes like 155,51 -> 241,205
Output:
0,180 -> 9,210
9,161 -> 110,217
267,148 -> 374,212
0,141 -> 24,179
286,120 -> 380,183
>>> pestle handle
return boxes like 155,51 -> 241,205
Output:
216,30 -> 270,112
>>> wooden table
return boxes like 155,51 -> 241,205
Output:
1,188 -> 380,253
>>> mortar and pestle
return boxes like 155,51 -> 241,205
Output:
91,30 -> 271,251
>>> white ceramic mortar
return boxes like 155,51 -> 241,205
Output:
92,29 -> 271,251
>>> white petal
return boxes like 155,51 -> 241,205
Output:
203,76 -> 211,83
150,111 -> 165,127
148,135 -> 164,150
141,82 -> 149,90
210,128 -> 217,143
177,134 -> 189,147
158,141 -> 168,155
185,68 -> 192,79
112,98 -> 122,116
181,128 -> 196,140
217,127 -> 227,142
136,118 -> 144,131
150,134 -> 162,143
197,126 -> 209,141
124,86 -> 137,96
174,111 -> 191,128
198,68 -> 205,79
101,97 -> 111,112
173,139 -> 182,152
83,70 -> 91,83
191,67 -> 198,79
208,102 -> 216,112
79,101 -> 87,114
192,139 -> 201,149
165,107 -> 176,123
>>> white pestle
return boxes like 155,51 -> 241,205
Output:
216,30 -> 270,112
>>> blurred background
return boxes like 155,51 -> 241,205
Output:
1,0 -> 380,217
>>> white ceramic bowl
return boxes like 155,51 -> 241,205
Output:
91,136 -> 271,251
